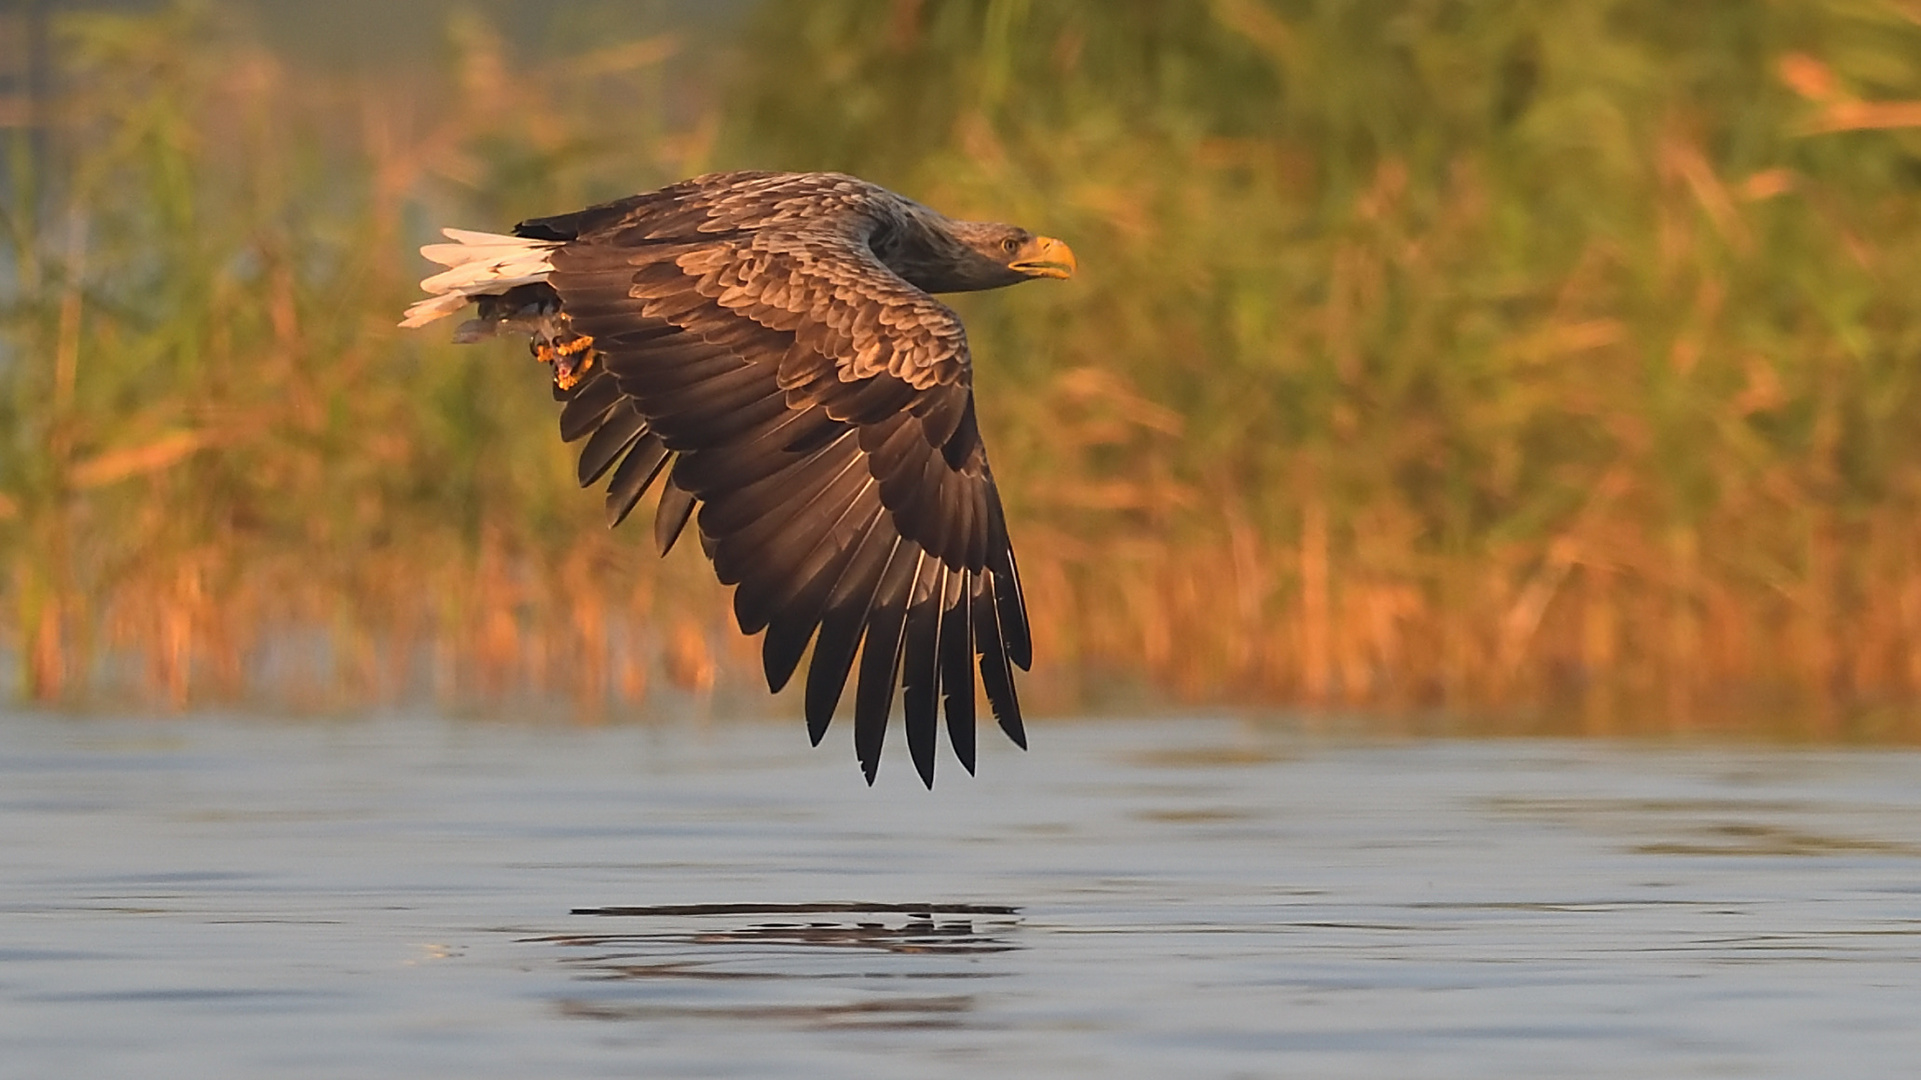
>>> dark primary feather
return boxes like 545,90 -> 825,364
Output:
899,560 -> 947,787
481,171 -> 1047,786
604,434 -> 670,528
576,402 -> 648,486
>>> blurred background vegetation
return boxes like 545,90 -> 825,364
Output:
6,0 -> 1921,739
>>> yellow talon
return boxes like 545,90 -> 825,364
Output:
554,350 -> 594,391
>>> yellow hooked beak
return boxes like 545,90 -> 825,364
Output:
1009,235 -> 1077,279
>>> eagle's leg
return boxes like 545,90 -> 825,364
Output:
536,331 -> 597,391
457,285 -> 598,390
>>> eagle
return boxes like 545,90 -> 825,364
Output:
400,171 -> 1076,787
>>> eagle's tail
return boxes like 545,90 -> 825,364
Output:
398,228 -> 562,329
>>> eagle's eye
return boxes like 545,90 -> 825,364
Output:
1001,236 -> 1021,256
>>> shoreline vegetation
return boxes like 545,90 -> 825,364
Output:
6,2 -> 1921,741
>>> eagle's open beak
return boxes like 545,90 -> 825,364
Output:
1010,235 -> 1077,279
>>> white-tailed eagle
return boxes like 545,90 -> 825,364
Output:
401,171 -> 1076,787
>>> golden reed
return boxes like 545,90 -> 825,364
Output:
6,5 -> 1921,741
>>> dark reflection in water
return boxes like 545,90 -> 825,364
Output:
571,900 -> 1020,916
563,915 -> 1013,954
556,992 -> 979,1028
4,712 -> 1921,1079
533,902 -> 1021,1032
548,903 -> 1020,958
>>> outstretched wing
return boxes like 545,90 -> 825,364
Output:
532,180 -> 1030,787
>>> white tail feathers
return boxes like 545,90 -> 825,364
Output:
398,228 -> 562,329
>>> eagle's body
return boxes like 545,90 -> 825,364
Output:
401,171 -> 1075,786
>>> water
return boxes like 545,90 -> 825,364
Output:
2,710 -> 1919,1079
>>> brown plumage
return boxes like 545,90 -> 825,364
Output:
400,170 -> 1076,787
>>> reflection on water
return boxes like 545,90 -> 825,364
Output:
3,712 -> 1921,1079
541,903 -> 1021,1032
552,904 -> 1019,963
555,993 -> 980,1027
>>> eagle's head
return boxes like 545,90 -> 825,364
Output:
883,212 -> 1077,294
945,221 -> 1078,290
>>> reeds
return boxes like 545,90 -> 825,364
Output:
5,1 -> 1921,737
1,6 -> 730,712
730,0 -> 1921,737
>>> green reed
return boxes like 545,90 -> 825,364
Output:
5,1 -> 1921,737
1,5 -> 728,710
729,0 -> 1921,736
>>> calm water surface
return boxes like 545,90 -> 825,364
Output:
2,710 -> 1919,1078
